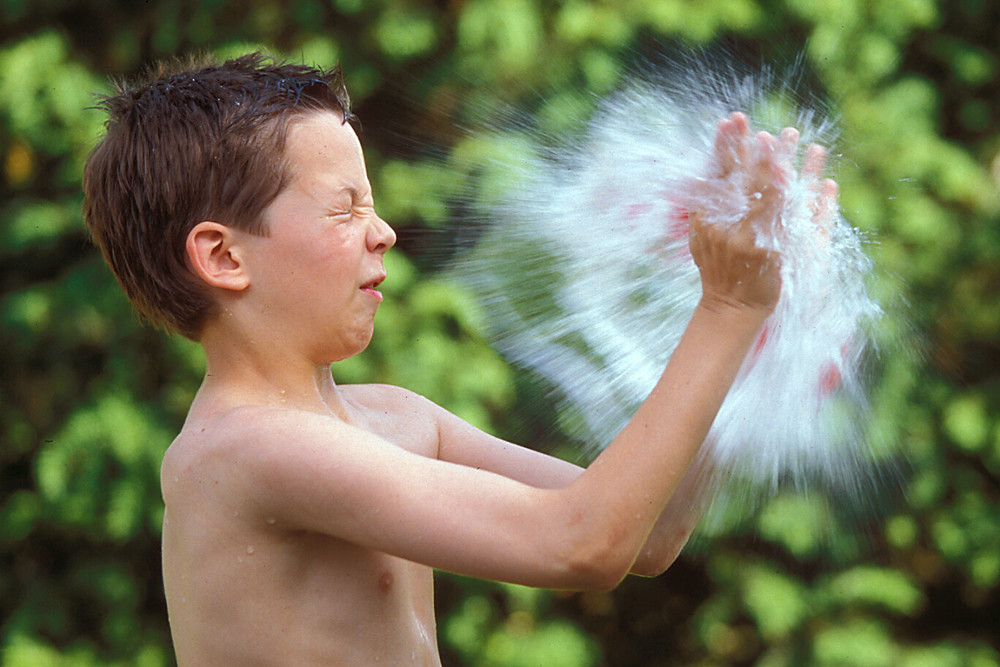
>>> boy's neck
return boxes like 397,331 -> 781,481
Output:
194,320 -> 353,422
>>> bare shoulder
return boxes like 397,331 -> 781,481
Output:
161,388 -> 445,526
166,403 -> 353,467
341,383 -> 443,457
160,404 -> 373,535
160,405 -> 294,496
341,382 -> 440,416
161,384 -> 438,480
164,404 -> 283,460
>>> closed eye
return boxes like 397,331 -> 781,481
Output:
326,204 -> 359,222
328,206 -> 374,220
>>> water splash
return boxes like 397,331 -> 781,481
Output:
447,63 -> 898,518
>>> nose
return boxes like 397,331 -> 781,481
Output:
368,214 -> 396,254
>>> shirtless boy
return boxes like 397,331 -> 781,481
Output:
83,53 -> 834,665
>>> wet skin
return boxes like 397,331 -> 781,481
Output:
161,110 -> 836,665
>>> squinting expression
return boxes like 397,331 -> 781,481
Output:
247,111 -> 396,362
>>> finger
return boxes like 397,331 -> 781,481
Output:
819,178 -> 839,223
730,112 -> 751,169
812,178 -> 840,240
803,143 -> 827,181
730,112 -> 750,138
749,131 -> 791,233
753,130 -> 776,165
778,127 -> 800,161
820,178 -> 839,203
750,130 -> 779,195
712,117 -> 734,177
775,127 -> 800,186
712,112 -> 751,177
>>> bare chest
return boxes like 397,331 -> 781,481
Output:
164,511 -> 440,664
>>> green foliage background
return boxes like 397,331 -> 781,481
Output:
1,0 -> 998,665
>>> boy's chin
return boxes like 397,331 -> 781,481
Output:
326,334 -> 374,365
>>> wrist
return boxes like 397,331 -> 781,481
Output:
695,293 -> 774,326
687,297 -> 772,363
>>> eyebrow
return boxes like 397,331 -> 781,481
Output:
299,175 -> 372,203
339,185 -> 373,202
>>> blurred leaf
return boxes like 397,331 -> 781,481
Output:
1,198 -> 76,250
885,514 -> 919,550
373,6 -> 439,60
943,393 -> 990,452
35,394 -> 170,540
823,566 -> 924,614
480,618 -> 599,667
757,493 -> 834,558
0,490 -> 41,542
457,0 -> 544,77
741,563 -> 808,640
2,634 -> 66,667
813,617 -> 899,667
0,31 -> 106,170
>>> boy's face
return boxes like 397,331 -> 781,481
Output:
240,111 -> 396,362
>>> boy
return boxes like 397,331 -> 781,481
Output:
83,53 -> 827,664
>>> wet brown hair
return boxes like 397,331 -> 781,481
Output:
83,52 -> 353,340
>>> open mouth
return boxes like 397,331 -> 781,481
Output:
361,275 -> 386,301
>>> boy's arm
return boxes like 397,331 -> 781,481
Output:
431,402 -> 702,576
429,113 -> 805,576
227,115 -> 796,590
232,296 -> 764,590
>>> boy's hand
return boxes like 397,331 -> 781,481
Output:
687,112 -> 797,317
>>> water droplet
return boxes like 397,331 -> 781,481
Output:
173,476 -> 179,483
447,67 -> 890,520
247,545 -> 255,555
266,518 -> 276,525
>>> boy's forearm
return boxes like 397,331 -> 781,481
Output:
561,299 -> 767,581
629,450 -> 714,576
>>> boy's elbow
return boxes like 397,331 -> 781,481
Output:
565,540 -> 678,588
557,527 -> 637,591
629,550 -> 678,578
628,532 -> 691,578
540,492 -> 647,591
562,554 -> 631,592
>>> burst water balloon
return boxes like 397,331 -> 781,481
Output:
450,66 -> 888,505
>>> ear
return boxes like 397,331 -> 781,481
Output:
185,221 -> 251,292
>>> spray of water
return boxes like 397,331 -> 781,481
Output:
444,61 -> 899,529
